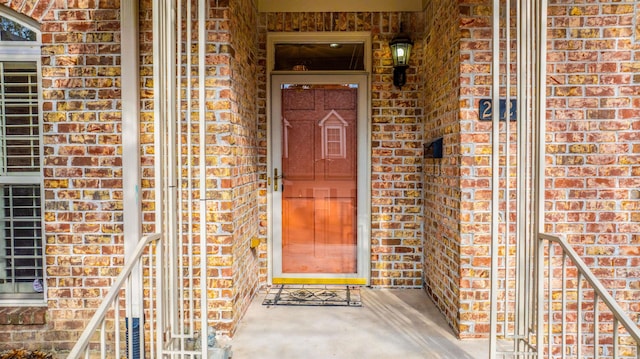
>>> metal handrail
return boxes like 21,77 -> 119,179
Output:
67,233 -> 162,359
539,233 -> 640,357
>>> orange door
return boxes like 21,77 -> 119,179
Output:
281,85 -> 357,274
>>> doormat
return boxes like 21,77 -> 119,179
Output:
262,285 -> 362,307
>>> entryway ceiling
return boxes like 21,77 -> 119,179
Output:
258,0 -> 426,12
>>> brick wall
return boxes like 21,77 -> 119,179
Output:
422,0 -> 463,335
0,0 -> 124,353
370,13 -> 425,288
545,0 -> 640,316
452,0 -> 640,339
456,0 -> 500,338
256,11 -> 425,288
227,0 -> 261,332
139,0 -> 154,237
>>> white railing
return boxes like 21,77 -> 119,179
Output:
539,233 -> 640,359
67,233 -> 163,359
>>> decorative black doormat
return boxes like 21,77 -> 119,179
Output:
262,285 -> 362,307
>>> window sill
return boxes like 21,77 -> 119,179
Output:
0,306 -> 47,325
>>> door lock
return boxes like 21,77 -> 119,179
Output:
274,168 -> 283,191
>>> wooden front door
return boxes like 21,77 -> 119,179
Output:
271,75 -> 369,284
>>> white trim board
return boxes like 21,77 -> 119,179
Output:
258,0 -> 425,12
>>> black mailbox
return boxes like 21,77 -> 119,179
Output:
424,137 -> 443,159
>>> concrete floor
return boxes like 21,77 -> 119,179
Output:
231,288 -> 491,359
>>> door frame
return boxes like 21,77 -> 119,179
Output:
266,33 -> 371,285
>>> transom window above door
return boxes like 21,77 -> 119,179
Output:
274,43 -> 365,71
268,33 -> 371,73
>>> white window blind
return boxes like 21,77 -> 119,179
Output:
0,62 -> 39,173
0,184 -> 42,296
0,61 -> 42,299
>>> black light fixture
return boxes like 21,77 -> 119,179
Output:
389,26 -> 413,89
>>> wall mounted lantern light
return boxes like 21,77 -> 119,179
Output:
389,27 -> 413,89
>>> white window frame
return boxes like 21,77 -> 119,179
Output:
0,8 -> 44,305
319,109 -> 348,159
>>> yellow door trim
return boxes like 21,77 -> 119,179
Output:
272,277 -> 367,285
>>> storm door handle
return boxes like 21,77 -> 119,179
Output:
274,168 -> 284,191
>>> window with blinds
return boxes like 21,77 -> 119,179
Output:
0,14 -> 42,300
1,62 -> 40,173
0,184 -> 42,296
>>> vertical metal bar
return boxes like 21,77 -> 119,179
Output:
175,0 -> 185,347
151,0 -> 162,276
613,318 -> 619,359
594,295 -> 600,359
156,238 -> 164,356
184,0 -> 197,344
561,253 -> 567,359
537,236 -> 545,359
149,242 -> 156,358
127,288 -> 133,359
524,0 -> 535,348
548,243 -> 553,358
577,272 -> 583,359
198,0 -> 209,354
152,0 -> 170,351
489,0 -> 501,354
115,295 -> 120,359
175,0 -> 190,352
126,281 -> 132,359
165,0 -> 179,344
516,0 -> 532,350
137,259 -> 145,359
534,0 -> 548,353
535,0 -> 548,237
504,0 -> 512,340
101,318 -> 107,359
